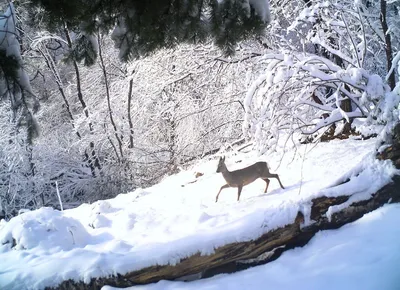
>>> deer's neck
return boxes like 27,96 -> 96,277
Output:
221,165 -> 232,182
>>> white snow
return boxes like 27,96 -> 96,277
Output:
0,208 -> 91,251
104,203 -> 400,290
248,0 -> 271,23
0,137 -> 398,289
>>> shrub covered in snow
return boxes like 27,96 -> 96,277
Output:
0,207 -> 90,251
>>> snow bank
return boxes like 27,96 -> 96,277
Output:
0,207 -> 90,251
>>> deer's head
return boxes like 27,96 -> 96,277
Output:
216,156 -> 226,173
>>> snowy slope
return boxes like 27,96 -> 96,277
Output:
0,138 -> 398,290
104,203 -> 400,290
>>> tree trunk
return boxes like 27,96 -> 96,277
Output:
127,79 -> 134,149
37,44 -> 82,139
380,0 -> 396,90
64,25 -> 102,175
97,34 -> 124,160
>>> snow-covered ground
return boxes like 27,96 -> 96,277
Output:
0,137 -> 398,290
104,203 -> 400,290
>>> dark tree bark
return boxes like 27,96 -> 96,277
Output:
380,0 -> 396,90
127,79 -> 134,149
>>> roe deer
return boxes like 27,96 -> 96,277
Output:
215,156 -> 285,202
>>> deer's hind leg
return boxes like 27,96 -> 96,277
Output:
216,184 -> 229,202
262,178 -> 270,193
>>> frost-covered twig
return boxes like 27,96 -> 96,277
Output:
55,181 -> 63,211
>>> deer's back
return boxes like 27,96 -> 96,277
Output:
222,161 -> 269,186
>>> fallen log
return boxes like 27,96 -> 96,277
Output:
50,175 -> 400,290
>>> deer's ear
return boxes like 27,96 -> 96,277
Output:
222,156 -> 225,161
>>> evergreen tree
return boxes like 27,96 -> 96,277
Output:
26,0 -> 271,60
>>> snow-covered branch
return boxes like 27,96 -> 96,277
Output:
243,52 -> 390,153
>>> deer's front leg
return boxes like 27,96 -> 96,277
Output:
237,185 -> 243,201
216,184 -> 229,202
